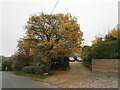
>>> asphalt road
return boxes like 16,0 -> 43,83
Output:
2,71 -> 57,88
0,72 -> 2,89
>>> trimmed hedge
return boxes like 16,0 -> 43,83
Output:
81,40 -> 119,69
92,40 -> 118,59
21,66 -> 35,74
21,65 -> 47,75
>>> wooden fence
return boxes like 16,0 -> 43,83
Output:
92,59 -> 119,75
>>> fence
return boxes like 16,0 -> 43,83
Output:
92,59 -> 119,75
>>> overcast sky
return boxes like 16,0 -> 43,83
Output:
0,0 -> 119,57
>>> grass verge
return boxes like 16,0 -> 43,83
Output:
14,71 -> 47,80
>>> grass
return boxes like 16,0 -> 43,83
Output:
14,71 -> 47,80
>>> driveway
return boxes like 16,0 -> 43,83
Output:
2,71 -> 57,88
39,62 -> 118,88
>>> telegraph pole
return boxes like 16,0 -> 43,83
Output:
51,0 -> 59,14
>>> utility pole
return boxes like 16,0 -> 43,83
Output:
51,0 -> 59,14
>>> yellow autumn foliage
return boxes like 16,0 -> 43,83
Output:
19,13 -> 83,63
110,29 -> 120,38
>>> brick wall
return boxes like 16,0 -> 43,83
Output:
92,59 -> 119,75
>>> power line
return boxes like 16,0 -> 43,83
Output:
51,0 -> 59,14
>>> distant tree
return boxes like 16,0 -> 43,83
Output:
17,38 -> 31,55
92,26 -> 120,45
105,27 -> 120,41
2,59 -> 12,71
12,53 -> 31,71
12,39 -> 33,71
92,37 -> 103,45
2,61 -> 8,71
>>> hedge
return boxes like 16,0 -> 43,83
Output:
81,46 -> 92,69
92,40 -> 118,59
21,65 -> 47,75
21,66 -> 35,74
81,40 -> 119,69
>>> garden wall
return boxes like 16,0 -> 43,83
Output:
92,59 -> 119,75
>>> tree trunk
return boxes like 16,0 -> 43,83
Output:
46,58 -> 51,74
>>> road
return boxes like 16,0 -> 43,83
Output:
0,72 -> 2,89
2,71 -> 57,88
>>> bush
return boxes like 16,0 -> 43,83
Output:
21,66 -> 35,74
51,57 -> 69,71
14,71 -> 46,79
21,65 -> 47,75
92,40 -> 118,59
40,64 -> 47,73
81,46 -> 92,69
35,66 -> 47,74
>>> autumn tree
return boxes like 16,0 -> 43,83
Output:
92,36 -> 103,45
12,38 -> 33,71
105,26 -> 120,41
23,13 -> 83,72
92,25 -> 120,45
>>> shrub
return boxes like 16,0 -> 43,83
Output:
92,40 -> 118,59
21,65 -> 47,75
21,66 -> 35,74
35,66 -> 47,74
51,57 -> 69,71
81,46 -> 92,69
40,64 -> 47,73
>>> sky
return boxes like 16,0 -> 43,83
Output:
0,0 -> 119,57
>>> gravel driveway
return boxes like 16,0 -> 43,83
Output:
39,62 -> 118,88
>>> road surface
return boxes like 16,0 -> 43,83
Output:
0,72 -> 2,89
2,71 -> 57,88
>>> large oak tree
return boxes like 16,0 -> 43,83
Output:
19,13 -> 83,72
